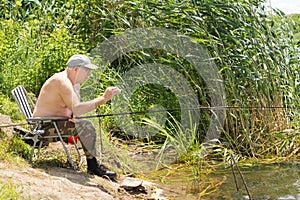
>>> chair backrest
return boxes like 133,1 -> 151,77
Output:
12,85 -> 35,120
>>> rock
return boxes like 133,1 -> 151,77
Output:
0,114 -> 13,138
121,177 -> 143,188
120,177 -> 147,194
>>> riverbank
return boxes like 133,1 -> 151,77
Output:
0,159 -> 167,200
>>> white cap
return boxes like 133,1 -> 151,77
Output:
67,54 -> 98,69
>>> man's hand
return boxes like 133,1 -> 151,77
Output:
102,87 -> 122,102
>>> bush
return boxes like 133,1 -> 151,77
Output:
0,94 -> 22,121
0,130 -> 31,161
0,19 -> 86,96
6,135 -> 31,160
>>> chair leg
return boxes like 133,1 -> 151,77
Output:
29,135 -> 39,162
29,145 -> 35,163
71,136 -> 83,168
37,141 -> 43,157
52,122 -> 76,170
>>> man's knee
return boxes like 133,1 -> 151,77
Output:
75,120 -> 96,138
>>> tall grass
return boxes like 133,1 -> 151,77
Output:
290,14 -> 300,44
214,7 -> 300,157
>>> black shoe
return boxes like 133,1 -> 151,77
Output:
87,157 -> 117,179
88,164 -> 117,179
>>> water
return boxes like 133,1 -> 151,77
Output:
207,163 -> 300,200
147,162 -> 300,200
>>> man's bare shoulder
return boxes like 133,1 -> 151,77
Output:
33,71 -> 74,118
45,71 -> 72,90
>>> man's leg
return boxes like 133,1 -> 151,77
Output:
42,120 -> 117,179
75,119 -> 117,179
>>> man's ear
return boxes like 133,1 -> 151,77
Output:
74,66 -> 79,72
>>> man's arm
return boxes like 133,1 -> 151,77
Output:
60,81 -> 121,116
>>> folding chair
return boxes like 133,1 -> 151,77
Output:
12,85 -> 82,170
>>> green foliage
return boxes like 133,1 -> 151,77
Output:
0,18 -> 86,96
142,116 -> 199,167
6,135 -> 31,160
130,84 -> 180,125
0,131 -> 30,163
0,181 -> 23,200
0,0 -> 299,159
290,14 -> 300,44
0,94 -> 22,121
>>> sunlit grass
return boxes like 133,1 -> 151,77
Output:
0,181 -> 23,200
0,133 -> 29,166
0,134 -> 27,200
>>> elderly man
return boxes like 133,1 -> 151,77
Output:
33,54 -> 121,179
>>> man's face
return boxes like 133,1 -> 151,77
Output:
76,67 -> 91,83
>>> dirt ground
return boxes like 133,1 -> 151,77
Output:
0,159 -> 168,200
0,136 -> 169,200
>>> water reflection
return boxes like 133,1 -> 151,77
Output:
207,163 -> 300,200
146,162 -> 300,200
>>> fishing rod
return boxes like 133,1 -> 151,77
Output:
75,105 -> 292,119
0,122 -> 27,128
0,105 -> 294,128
